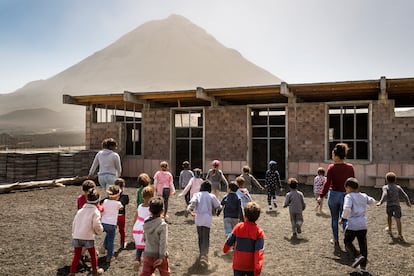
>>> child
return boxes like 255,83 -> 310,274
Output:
76,180 -> 103,266
139,196 -> 170,276
133,186 -> 155,271
69,188 -> 104,276
153,161 -> 175,218
136,173 -> 152,207
283,178 -> 306,238
376,172 -> 411,241
220,181 -> 243,239
187,180 -> 221,266
77,180 -> 96,209
100,185 -> 123,262
239,165 -> 264,193
114,178 -> 129,249
313,167 -> 326,213
206,159 -> 229,198
340,177 -> 376,274
223,202 -> 265,276
235,176 -> 252,209
179,168 -> 203,206
265,160 -> 282,212
179,161 -> 194,204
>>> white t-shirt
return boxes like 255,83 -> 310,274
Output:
343,192 -> 376,231
101,199 -> 122,225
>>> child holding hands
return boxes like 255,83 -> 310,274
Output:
376,172 -> 411,241
100,185 -> 123,262
69,188 -> 104,276
340,177 -> 376,274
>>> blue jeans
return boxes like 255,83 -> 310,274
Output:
103,223 -> 117,258
223,217 -> 239,238
98,173 -> 117,196
327,190 -> 346,241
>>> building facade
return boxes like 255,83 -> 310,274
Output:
64,77 -> 414,188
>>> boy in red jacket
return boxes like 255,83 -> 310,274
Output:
223,201 -> 264,276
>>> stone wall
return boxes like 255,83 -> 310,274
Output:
287,102 -> 325,162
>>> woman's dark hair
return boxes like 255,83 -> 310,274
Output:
332,143 -> 349,159
200,180 -> 212,193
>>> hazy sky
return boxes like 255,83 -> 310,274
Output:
1,0 -> 413,94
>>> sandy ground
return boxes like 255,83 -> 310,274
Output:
0,183 -> 412,276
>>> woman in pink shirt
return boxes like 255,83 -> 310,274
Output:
153,161 -> 175,219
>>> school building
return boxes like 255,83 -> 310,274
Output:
63,76 -> 414,189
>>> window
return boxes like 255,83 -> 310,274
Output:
328,105 -> 369,160
175,110 -> 203,177
251,107 -> 286,181
93,106 -> 142,155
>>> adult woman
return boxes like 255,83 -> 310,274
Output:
318,143 -> 354,249
88,138 -> 122,196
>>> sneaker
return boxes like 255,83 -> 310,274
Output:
397,235 -> 405,242
352,255 -> 365,268
267,206 -> 272,212
92,268 -> 104,276
291,232 -> 297,239
385,227 -> 393,236
297,226 -> 302,234
272,200 -> 278,208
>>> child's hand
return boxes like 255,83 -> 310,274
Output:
376,202 -> 381,207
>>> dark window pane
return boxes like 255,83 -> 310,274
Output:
343,114 -> 354,139
270,127 -> 285,137
329,114 -> 341,139
191,140 -> 203,169
356,141 -> 368,159
270,139 -> 286,179
252,127 -> 268,137
191,127 -> 203,137
252,139 -> 267,180
251,110 -> 267,125
356,113 -> 368,139
176,128 -> 189,138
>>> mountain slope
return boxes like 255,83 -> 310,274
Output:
0,14 -> 282,133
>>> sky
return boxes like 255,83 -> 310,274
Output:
1,0 -> 414,94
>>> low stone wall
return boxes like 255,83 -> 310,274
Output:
0,151 -> 96,183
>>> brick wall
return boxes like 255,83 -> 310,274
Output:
142,108 -> 171,160
287,103 -> 325,162
204,106 -> 247,162
372,100 -> 414,162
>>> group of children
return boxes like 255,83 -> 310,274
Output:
70,158 -> 411,276
70,178 -> 129,276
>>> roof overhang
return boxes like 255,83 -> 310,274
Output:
63,77 -> 414,111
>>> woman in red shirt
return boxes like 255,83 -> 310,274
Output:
318,143 -> 354,250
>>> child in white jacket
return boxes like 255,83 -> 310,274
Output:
70,188 -> 103,276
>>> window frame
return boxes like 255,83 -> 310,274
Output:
326,101 -> 372,162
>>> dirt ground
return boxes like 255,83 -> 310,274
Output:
0,183 -> 413,276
